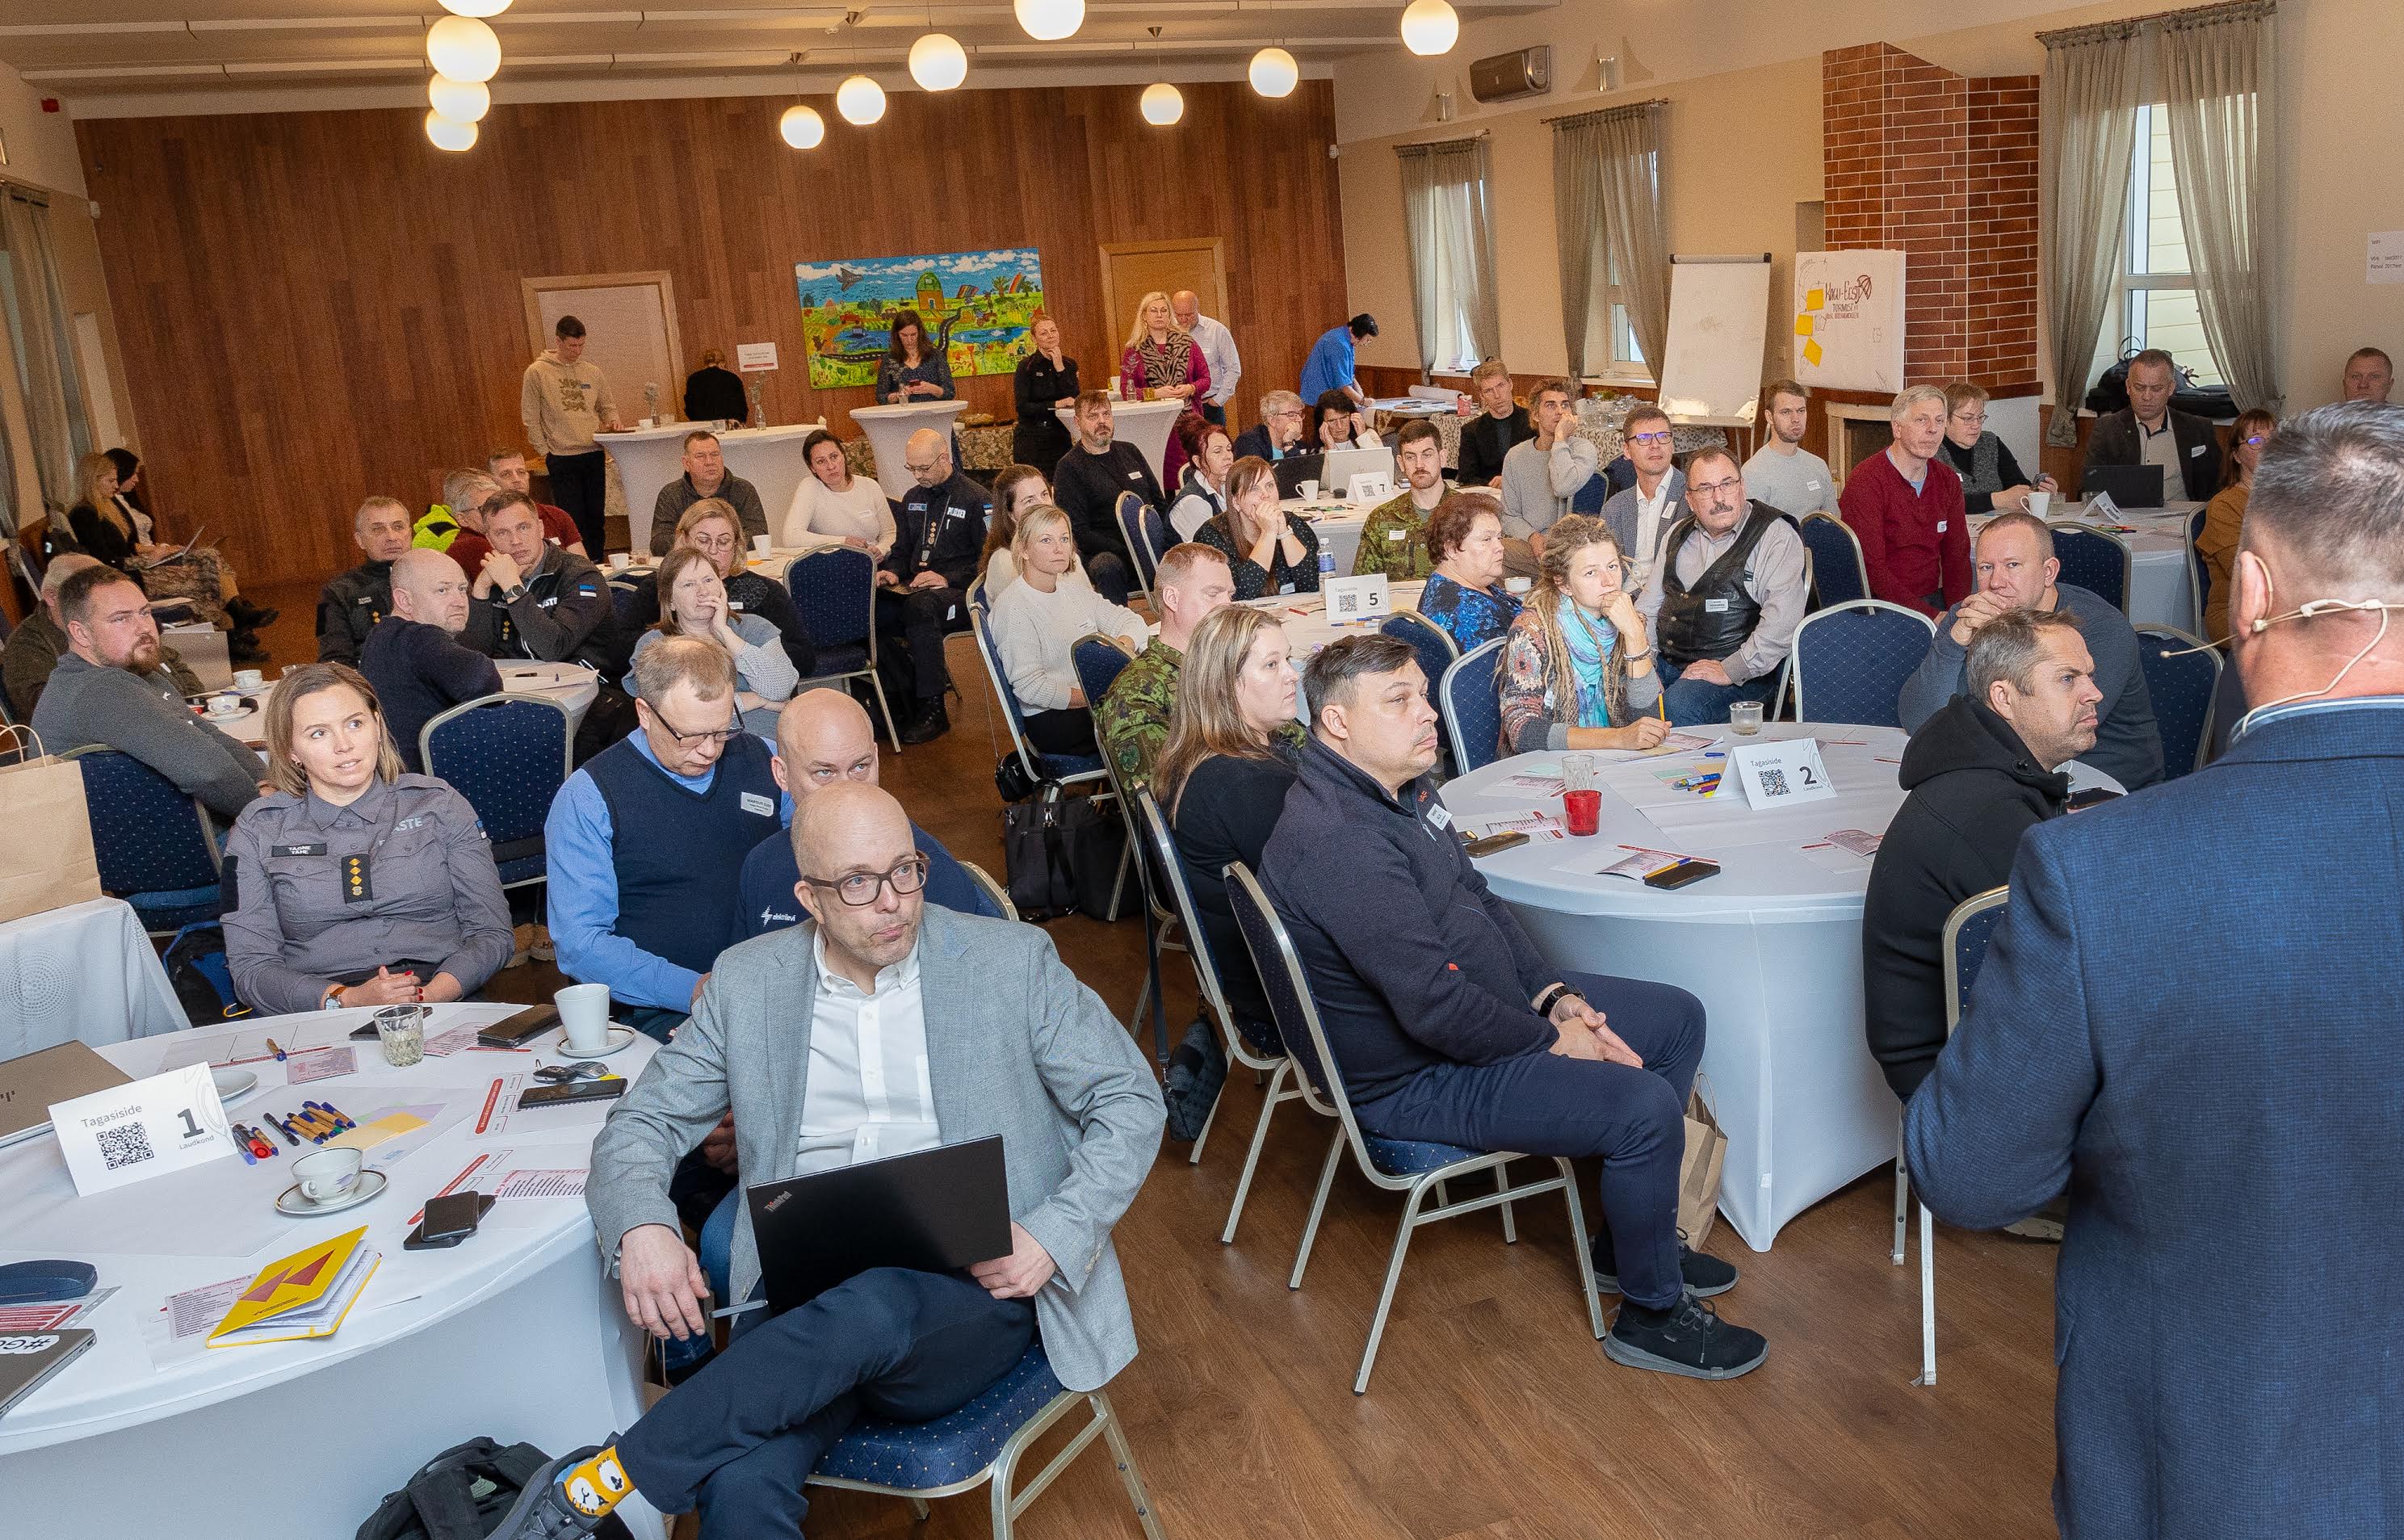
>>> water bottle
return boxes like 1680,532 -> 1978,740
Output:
1319,548 -> 1336,584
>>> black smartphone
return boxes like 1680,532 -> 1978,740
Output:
1643,858 -> 1722,890
1462,829 -> 1531,858
405,1193 -> 494,1251
518,1077 -> 628,1109
477,1004 -> 561,1049
2066,786 -> 2122,811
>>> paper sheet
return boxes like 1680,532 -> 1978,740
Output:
422,1024 -> 482,1058
493,1169 -> 588,1199
1466,810 -> 1566,842
286,1047 -> 356,1085
1562,844 -> 1699,880
142,1274 -> 250,1370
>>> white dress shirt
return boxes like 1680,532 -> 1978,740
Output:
794,932 -> 942,1177
1628,474 -> 1680,590
1187,314 -> 1241,408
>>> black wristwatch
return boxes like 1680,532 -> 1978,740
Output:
502,582 -> 529,602
1533,983 -> 1585,1017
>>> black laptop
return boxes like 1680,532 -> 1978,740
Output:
2082,463 -> 2167,510
745,1136 -> 1012,1316
1272,451 -> 1328,500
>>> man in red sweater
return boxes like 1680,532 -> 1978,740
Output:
1840,385 -> 1971,617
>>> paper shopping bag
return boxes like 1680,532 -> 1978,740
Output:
1677,1077 -> 1729,1249
0,727 -> 103,924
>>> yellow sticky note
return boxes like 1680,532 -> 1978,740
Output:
326,1113 -> 429,1152
1805,287 -> 1825,310
1794,314 -> 1815,337
1803,340 -> 1825,366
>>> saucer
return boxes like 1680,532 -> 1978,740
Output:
275,1169 -> 387,1217
556,1026 -> 638,1060
211,1067 -> 259,1106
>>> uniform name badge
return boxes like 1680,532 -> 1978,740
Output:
1728,737 -> 1836,811
50,1064 -> 237,1197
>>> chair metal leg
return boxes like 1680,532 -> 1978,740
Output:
1913,1202 -> 1937,1387
862,667 -> 902,751
1354,1182 -> 1433,1394
1093,1391 -> 1168,1540
1554,1158 -> 1607,1340
1220,1060 -> 1291,1245
1187,1072 -> 1222,1166
1496,1160 -> 1517,1244
1106,839 -> 1132,931
1891,1125 -> 1910,1267
1289,1128 -> 1345,1290
907,1496 -> 930,1521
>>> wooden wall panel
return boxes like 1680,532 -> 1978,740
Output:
76,82 -> 1345,585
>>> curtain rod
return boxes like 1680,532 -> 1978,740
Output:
1395,132 -> 1489,155
2039,0 -> 2272,48
1542,97 -> 1668,128
0,177 -> 54,208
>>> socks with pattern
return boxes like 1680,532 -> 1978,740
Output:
561,1446 -> 632,1517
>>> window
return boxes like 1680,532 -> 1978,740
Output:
1397,136 -> 1500,379
1412,174 -> 1490,374
2111,103 -> 2224,389
1581,250 -> 1647,380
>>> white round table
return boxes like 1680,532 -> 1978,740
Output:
1053,397 -> 1185,490
0,896 -> 187,1058
0,1002 -> 665,1538
205,661 -> 604,745
594,422 -> 826,556
1974,498 -> 2198,634
1439,724 -> 2121,1251
848,401 -> 971,501
1281,497 -> 1369,577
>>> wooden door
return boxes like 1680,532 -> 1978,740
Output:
1098,237 -> 1228,363
522,271 -> 684,429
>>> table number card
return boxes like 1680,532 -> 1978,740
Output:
1728,737 -> 1836,811
1322,573 -> 1392,624
1347,470 -> 1394,502
49,1064 -> 236,1197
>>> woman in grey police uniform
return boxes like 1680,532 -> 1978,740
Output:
221,662 -> 514,1015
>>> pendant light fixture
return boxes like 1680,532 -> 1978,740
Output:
427,74 -> 489,124
1139,27 -> 1182,127
1012,0 -> 1084,43
1399,0 -> 1458,57
425,15 -> 501,82
1248,45 -> 1298,99
908,31 -> 967,90
437,0 -> 510,15
424,109 -> 478,151
837,73 -> 886,124
780,103 -> 825,148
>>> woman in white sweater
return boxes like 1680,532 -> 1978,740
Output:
629,545 -> 799,741
780,430 -> 896,555
980,464 -> 1089,600
988,504 -> 1144,757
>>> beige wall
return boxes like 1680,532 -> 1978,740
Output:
1334,0 -> 2404,414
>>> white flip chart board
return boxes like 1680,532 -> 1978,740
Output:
1656,255 -> 1773,426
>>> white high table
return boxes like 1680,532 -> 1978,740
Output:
596,422 -> 825,556
849,401 -> 970,501
1054,397 -> 1185,489
0,1004 -> 665,1538
1440,726 -> 2119,1250
1974,497 -> 2200,634
0,896 -> 187,1059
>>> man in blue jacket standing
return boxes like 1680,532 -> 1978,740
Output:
1261,634 -> 1766,1380
1907,401 -> 2404,1538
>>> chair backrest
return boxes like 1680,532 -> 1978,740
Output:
2184,506 -> 2210,631
1940,885 -> 2011,1032
787,546 -> 876,649
1789,600 -> 1936,727
1439,636 -> 1508,772
1115,492 -> 1159,604
1224,862 -> 1372,1164
970,591 -> 1044,782
1133,787 -> 1240,1030
954,858 -> 1018,923
419,694 -> 574,854
607,577 -> 649,636
2133,623 -> 2221,779
1071,634 -> 1136,715
1379,610 -> 1460,710
62,747 -> 223,895
1798,513 -> 1869,608
2048,523 -> 2132,612
1568,470 -> 1611,515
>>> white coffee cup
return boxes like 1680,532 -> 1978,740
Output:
1505,577 -> 1533,596
556,982 -> 612,1052
294,1147 -> 363,1204
232,669 -> 264,690
206,694 -> 243,716
753,534 -> 774,557
2026,490 -> 2052,519
638,417 -> 656,429
607,552 -> 631,572
1298,480 -> 1319,501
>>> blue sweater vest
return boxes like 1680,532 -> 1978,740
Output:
583,732 -> 780,977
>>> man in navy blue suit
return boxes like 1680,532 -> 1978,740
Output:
1906,401 -> 2404,1538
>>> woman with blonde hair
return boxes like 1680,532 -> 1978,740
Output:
988,504 -> 1145,757
1156,604 -> 1302,1049
1497,514 -> 1666,755
655,497 -> 816,676
980,464 -> 1088,599
66,451 -> 266,660
1194,455 -> 1319,600
631,543 -> 799,741
221,661 -> 512,1014
1120,289 -> 1211,483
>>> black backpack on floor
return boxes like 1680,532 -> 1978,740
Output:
356,1437 -> 633,1540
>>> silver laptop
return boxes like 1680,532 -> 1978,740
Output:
1322,444 -> 1397,501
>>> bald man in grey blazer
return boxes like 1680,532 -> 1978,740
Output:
511,783 -> 1164,1540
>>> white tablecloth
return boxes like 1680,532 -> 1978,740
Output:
596,422 -> 826,555
208,661 -> 604,745
1282,497 -> 1369,577
1974,497 -> 2199,634
848,400 -> 971,501
0,897 -> 187,1059
1440,726 -> 2118,1250
0,1003 -> 665,1538
1053,397 -> 1185,490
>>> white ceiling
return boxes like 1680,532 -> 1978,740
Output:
6,0 -> 1554,111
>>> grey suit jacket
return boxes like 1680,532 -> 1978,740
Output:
585,905 -> 1165,1392
1598,466 -> 1688,585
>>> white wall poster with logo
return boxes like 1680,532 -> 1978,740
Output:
1792,250 -> 1907,394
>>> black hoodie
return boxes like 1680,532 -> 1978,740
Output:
1861,694 -> 2069,1100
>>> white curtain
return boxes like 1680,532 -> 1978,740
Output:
2037,24 -> 2141,446
0,189 -> 90,510
2156,2 -> 2279,412
1397,136 -> 1500,377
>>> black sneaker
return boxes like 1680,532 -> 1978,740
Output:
484,1445 -> 615,1538
1590,1232 -> 1738,1299
229,598 -> 281,629
898,700 -> 950,745
1162,1017 -> 1227,1142
1605,1292 -> 1768,1380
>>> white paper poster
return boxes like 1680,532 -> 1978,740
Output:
48,1064 -> 236,1196
736,342 -> 780,371
1793,250 -> 1907,393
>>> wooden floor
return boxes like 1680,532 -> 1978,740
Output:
250,585 -> 2065,1539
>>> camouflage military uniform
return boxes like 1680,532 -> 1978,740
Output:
1097,639 -> 1184,787
1352,492 -> 1437,581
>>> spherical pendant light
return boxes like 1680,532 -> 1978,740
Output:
837,74 -> 887,126
1399,0 -> 1458,57
908,32 -> 967,90
437,0 -> 510,16
427,74 -> 490,124
424,110 -> 479,151
779,103 -> 825,149
426,15 -> 501,83
1248,46 -> 1298,99
1139,82 -> 1184,126
1013,0 -> 1084,43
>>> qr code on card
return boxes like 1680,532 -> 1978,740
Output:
98,1122 -> 155,1171
1758,767 -> 1790,798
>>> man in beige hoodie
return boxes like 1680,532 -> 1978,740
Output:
521,315 -> 623,556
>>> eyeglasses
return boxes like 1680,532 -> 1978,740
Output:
904,459 -> 942,474
801,855 -> 929,906
646,707 -> 742,747
1951,410 -> 1987,425
2243,433 -> 2271,447
1688,476 -> 1743,499
1626,430 -> 1672,445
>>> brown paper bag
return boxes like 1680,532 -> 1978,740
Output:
1677,1077 -> 1729,1249
0,727 -> 103,925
